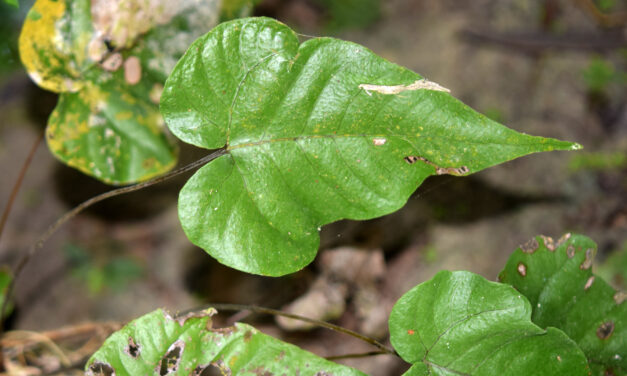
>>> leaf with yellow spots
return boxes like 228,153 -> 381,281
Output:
86,308 -> 364,375
19,0 -> 221,184
161,18 -> 582,276
499,234 -> 627,376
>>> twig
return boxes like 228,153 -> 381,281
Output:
573,0 -> 627,28
179,303 -> 399,357
0,148 -> 228,334
0,133 -> 43,245
325,350 -> 390,360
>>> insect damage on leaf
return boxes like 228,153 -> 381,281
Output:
359,78 -> 450,96
403,155 -> 469,175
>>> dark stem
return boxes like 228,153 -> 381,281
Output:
325,351 -> 390,360
0,133 -> 43,245
0,148 -> 227,334
179,303 -> 399,357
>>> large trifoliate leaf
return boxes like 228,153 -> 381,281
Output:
85,308 -> 364,376
388,271 -> 589,375
19,0 -> 221,184
161,17 -> 581,276
499,234 -> 626,375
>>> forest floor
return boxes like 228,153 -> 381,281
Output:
0,0 -> 625,374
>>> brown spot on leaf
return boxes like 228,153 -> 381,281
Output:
404,156 -> 419,164
566,245 -> 576,258
614,291 -> 626,305
101,52 -> 123,71
250,366 -> 272,376
556,355 -> 562,362
517,262 -> 527,276
540,235 -> 555,251
372,137 -> 386,146
556,233 -> 571,247
244,330 -> 253,342
211,360 -> 232,376
580,248 -> 594,270
521,238 -> 539,253
407,329 -> 415,335
125,336 -> 141,358
124,56 -> 142,85
584,276 -> 595,291
88,362 -> 115,376
596,321 -> 614,340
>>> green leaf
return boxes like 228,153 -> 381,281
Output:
18,0 -> 221,184
499,234 -> 627,375
4,0 -> 18,8
161,17 -> 581,276
219,0 -> 259,21
85,308 -> 364,376
388,270 -> 589,375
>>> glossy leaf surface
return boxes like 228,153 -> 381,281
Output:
389,271 -> 589,375
499,234 -> 626,375
162,17 -> 580,276
85,308 -> 364,376
19,0 -> 221,183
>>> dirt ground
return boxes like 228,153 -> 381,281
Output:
0,0 -> 625,374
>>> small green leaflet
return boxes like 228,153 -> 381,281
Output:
4,0 -> 18,8
161,17 -> 581,276
86,308 -> 364,376
388,271 -> 590,375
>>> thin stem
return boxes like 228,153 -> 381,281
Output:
325,350 -> 390,360
0,133 -> 43,245
0,148 -> 227,333
179,303 -> 398,357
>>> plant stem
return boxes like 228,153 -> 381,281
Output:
180,303 -> 399,358
325,351 -> 390,360
0,133 -> 43,246
0,148 -> 227,334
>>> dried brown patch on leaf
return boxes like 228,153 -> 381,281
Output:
580,248 -> 594,270
540,235 -> 556,251
521,237 -> 539,254
596,321 -> 615,340
157,339 -> 184,375
556,233 -> 572,248
567,245 -> 576,258
517,262 -> 527,277
125,336 -> 141,358
584,276 -> 595,291
403,156 -> 469,176
359,79 -> 450,96
87,362 -> 116,376
613,291 -> 626,305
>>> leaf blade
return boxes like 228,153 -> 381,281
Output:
389,271 -> 590,375
499,234 -> 627,375
85,308 -> 365,376
163,17 -> 581,276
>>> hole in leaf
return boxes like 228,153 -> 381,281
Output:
158,340 -> 184,375
596,321 -> 614,340
126,336 -> 141,358
194,364 -> 224,376
88,362 -> 115,376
